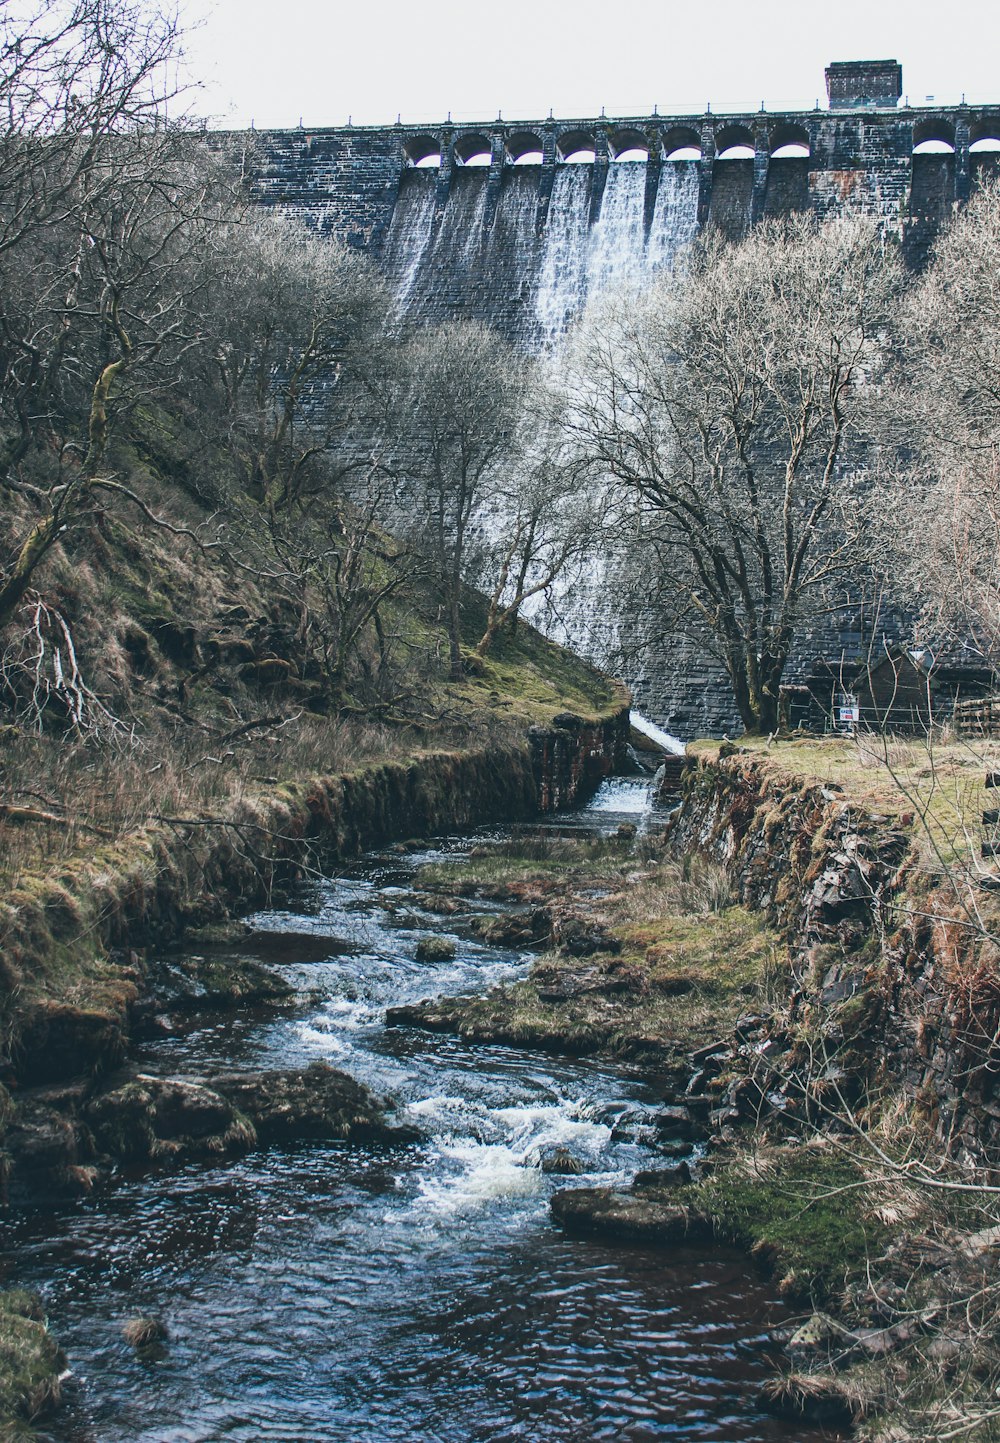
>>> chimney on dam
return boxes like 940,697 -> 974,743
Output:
825,59 -> 903,109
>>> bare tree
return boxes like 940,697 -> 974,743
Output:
0,0 -> 236,629
194,211 -> 391,515
397,320 -> 526,681
560,215 -> 905,734
882,180 -> 1000,659
470,392 -> 608,659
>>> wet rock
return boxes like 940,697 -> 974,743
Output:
550,1185 -> 712,1245
208,1061 -> 419,1145
3,1099 -> 95,1200
413,893 -> 462,916
133,954 -> 293,1028
691,1041 -> 732,1066
655,1105 -> 698,1143
470,908 -> 552,947
537,1145 -> 587,1175
633,1162 -> 692,1189
553,914 -> 622,958
414,936 -> 457,963
86,1074 -> 255,1167
384,1001 -> 458,1032
657,1138 -> 697,1160
682,1093 -> 715,1119
122,1316 -> 168,1350
609,1117 -> 656,1145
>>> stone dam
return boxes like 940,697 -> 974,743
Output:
241,60 -> 1000,735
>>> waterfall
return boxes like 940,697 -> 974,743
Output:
381,171 -> 438,320
586,163 -> 649,301
532,167 -> 592,348
385,159 -> 699,346
533,161 -> 699,350
647,163 -> 700,272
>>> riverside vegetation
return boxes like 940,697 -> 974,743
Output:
390,738 -> 1000,1443
0,6 -> 628,1431
6,5 -> 1000,1440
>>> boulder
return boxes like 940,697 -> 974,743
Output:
537,1145 -> 587,1175
414,936 -> 457,963
86,1074 -> 255,1166
550,1185 -> 712,1245
207,1061 -> 419,1145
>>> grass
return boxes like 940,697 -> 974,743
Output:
411,834 -> 785,1060
692,1143 -> 890,1306
0,1290 -> 66,1435
694,732 -> 1000,872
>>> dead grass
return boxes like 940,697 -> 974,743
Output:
693,733 -> 1000,874
0,1290 -> 65,1431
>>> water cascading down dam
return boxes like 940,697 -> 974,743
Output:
243,59 -> 1000,735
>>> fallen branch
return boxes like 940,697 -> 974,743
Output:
0,802 -> 113,836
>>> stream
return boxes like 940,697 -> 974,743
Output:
5,780 -> 839,1442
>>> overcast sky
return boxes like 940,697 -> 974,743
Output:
180,0 -> 997,131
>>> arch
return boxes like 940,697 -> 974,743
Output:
769,121 -> 810,158
608,127 -> 648,161
454,132 -> 492,167
714,123 -> 755,160
662,126 -> 701,161
971,118 -> 1000,153
403,134 -> 441,168
913,117 -> 956,153
506,130 -> 544,165
557,129 -> 596,163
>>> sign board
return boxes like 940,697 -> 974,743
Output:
835,693 -> 860,731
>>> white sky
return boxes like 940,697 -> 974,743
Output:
180,0 -> 999,131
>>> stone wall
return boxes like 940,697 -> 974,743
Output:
669,746 -> 1000,1165
245,99 -> 1000,310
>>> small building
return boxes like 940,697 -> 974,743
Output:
780,646 -> 997,735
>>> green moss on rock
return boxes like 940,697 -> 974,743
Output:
0,1290 -> 66,1434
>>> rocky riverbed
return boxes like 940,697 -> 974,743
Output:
0,779 -> 837,1442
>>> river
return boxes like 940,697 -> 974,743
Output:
5,780 -> 838,1442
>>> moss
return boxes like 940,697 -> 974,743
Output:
0,1290 -> 66,1433
396,886 -> 783,1062
692,1147 -> 889,1305
414,936 -> 457,963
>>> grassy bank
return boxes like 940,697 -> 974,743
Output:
0,1290 -> 66,1440
393,835 -> 785,1067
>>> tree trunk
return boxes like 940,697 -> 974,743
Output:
448,588 -> 463,681
0,514 -> 58,630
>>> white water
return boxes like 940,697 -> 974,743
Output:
647,162 -> 701,271
386,160 -> 700,350
586,163 -> 650,300
382,173 -> 438,320
533,166 -> 592,348
631,711 -> 687,756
